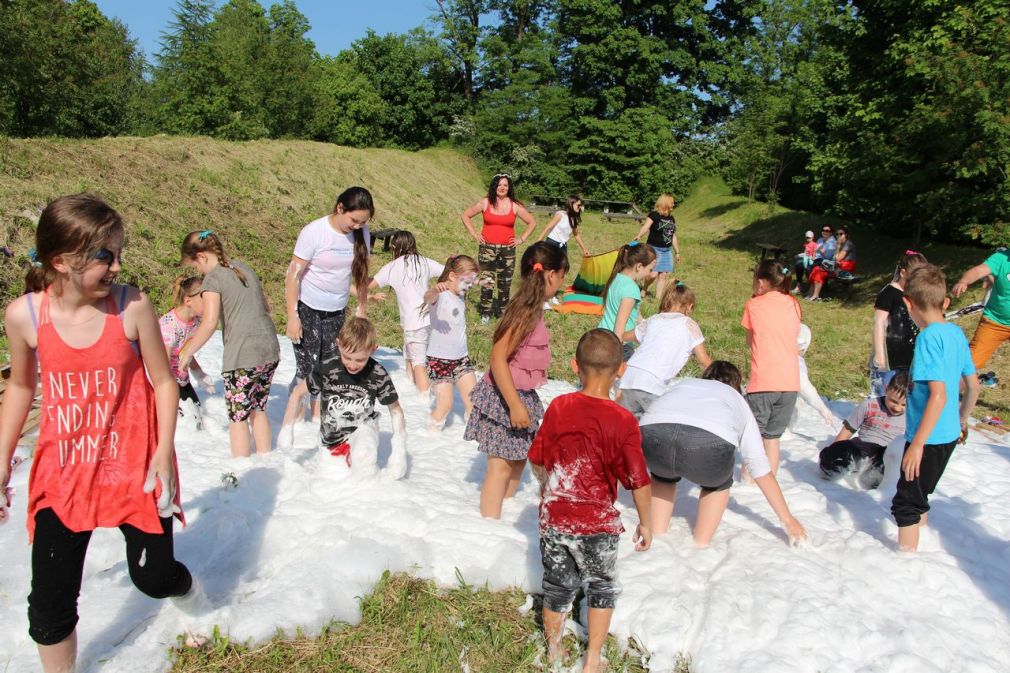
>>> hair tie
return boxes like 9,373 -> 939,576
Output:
627,240 -> 639,247
532,262 -> 544,272
448,254 -> 457,262
675,280 -> 685,287
904,249 -> 919,256
27,249 -> 43,269
197,230 -> 213,241
781,267 -> 791,276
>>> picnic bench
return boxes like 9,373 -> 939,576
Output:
369,228 -> 397,252
596,200 -> 646,223
0,364 -> 42,448
528,196 -> 647,222
756,243 -> 788,262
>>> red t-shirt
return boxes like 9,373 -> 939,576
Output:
528,392 -> 650,535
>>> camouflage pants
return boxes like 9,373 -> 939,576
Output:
477,243 -> 515,318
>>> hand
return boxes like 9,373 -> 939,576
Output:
675,253 -> 682,261
0,464 -> 11,525
473,232 -> 486,244
286,315 -> 303,344
367,292 -> 388,302
143,454 -> 181,518
193,370 -> 215,395
387,430 -> 407,480
633,524 -> 652,551
508,405 -> 531,430
902,443 -> 924,481
177,349 -> 193,372
951,281 -> 968,298
507,235 -> 518,248
783,516 -> 807,544
959,420 -> 969,445
872,358 -> 887,370
432,282 -> 453,294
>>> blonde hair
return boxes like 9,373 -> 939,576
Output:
653,193 -> 675,216
338,316 -> 378,353
171,275 -> 203,307
436,254 -> 479,282
659,282 -> 695,313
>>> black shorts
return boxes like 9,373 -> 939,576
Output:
540,528 -> 620,612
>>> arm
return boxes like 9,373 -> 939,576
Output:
178,292 -> 220,371
799,365 -> 836,426
573,231 -> 590,256
960,373 -> 980,441
284,255 -> 308,342
531,462 -> 548,491
461,199 -> 486,244
692,342 -> 712,369
385,400 -> 408,479
514,204 -> 538,246
0,298 -> 39,501
537,211 -> 562,242
631,484 -> 653,551
902,381 -> 946,481
952,262 -> 993,298
489,327 -> 530,429
833,424 -> 854,443
872,309 -> 889,369
672,232 -> 681,261
613,297 -> 636,342
753,473 -> 807,543
635,217 -> 654,242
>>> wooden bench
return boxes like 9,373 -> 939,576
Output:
757,243 -> 788,261
369,228 -> 397,252
0,364 -> 43,448
595,200 -> 646,223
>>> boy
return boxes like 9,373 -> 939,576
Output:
314,317 -> 407,479
892,265 -> 979,551
528,329 -> 652,673
819,371 -> 908,490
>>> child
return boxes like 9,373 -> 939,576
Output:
528,329 -> 652,672
315,317 -> 407,479
537,194 -> 590,259
618,282 -> 712,416
465,242 -> 569,519
369,230 -> 443,397
742,260 -> 801,474
423,254 -> 480,432
871,251 -> 928,397
891,264 -> 979,552
598,241 -> 657,359
794,323 -> 836,427
796,230 -> 817,282
0,194 -> 200,673
178,230 -> 280,457
159,275 -> 214,430
819,372 -> 908,489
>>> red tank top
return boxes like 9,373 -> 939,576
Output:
481,201 -> 518,245
26,288 -> 183,541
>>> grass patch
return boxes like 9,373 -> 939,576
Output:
170,571 -> 662,673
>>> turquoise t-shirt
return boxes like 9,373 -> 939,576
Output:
906,322 -> 975,444
598,273 -> 641,337
983,248 -> 1010,326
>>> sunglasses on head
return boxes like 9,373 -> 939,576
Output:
493,173 -> 512,180
92,248 -> 122,266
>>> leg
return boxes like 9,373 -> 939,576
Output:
29,509 -> 92,673
229,421 -> 251,458
969,317 -> 1010,371
456,371 -> 477,418
649,479 -> 678,534
891,441 -> 956,551
818,440 -> 863,479
693,488 -> 730,547
121,517 -> 192,600
641,273 -> 657,298
250,410 -> 272,455
496,245 -> 516,317
542,606 -> 566,666
430,382 -> 454,424
480,455 -> 514,519
763,437 -> 781,474
477,244 -> 495,319
412,363 -> 430,393
581,534 -> 620,673
584,609 -> 613,673
503,458 -> 526,498
806,266 -> 827,299
540,531 -> 580,666
655,271 -> 668,302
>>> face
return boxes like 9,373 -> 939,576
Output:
836,230 -> 846,241
544,268 -> 566,298
453,270 -> 479,295
495,178 -> 509,197
634,260 -> 657,282
336,207 -> 371,231
185,290 -> 205,316
340,346 -> 373,375
884,389 -> 907,415
822,228 -> 832,238
184,252 -> 215,275
573,200 -> 583,212
60,234 -> 124,297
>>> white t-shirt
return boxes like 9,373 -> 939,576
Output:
640,378 -> 771,479
373,255 -> 444,331
546,212 -> 573,245
427,290 -> 468,359
293,215 -> 370,312
620,312 -> 704,395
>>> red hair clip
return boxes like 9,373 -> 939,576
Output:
532,262 -> 544,272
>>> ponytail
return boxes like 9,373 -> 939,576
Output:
334,187 -> 375,291
753,259 -> 792,295
179,230 -> 248,286
602,242 -> 656,307
659,281 -> 695,313
171,275 -> 203,307
493,242 -> 568,353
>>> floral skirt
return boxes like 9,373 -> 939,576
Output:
463,378 -> 543,461
222,360 -> 278,422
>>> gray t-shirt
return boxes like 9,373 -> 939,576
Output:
844,396 -> 905,447
201,260 -> 280,372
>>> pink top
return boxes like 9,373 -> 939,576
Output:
159,308 -> 199,385
741,291 -> 801,393
486,317 -> 550,390
803,241 -> 817,256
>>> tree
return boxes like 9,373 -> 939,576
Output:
308,56 -> 387,146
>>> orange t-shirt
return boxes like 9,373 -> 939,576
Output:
741,291 -> 801,393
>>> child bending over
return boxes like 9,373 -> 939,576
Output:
529,329 -> 652,673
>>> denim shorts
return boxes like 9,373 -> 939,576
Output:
653,245 -> 674,273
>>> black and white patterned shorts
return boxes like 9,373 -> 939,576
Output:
426,355 -> 475,384
540,528 -> 620,612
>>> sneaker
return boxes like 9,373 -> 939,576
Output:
980,372 -> 999,388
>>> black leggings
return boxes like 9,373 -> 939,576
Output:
292,301 -> 345,397
28,508 -> 192,645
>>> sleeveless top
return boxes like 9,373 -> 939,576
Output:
25,286 -> 183,541
481,200 -> 518,245
486,317 -> 550,390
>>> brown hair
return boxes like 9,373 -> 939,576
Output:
653,193 -> 675,215
886,370 -> 910,398
493,242 -> 569,353
753,259 -> 792,295
171,275 -> 203,307
334,186 -> 374,291
702,360 -> 743,394
436,254 -> 479,283
564,195 -> 582,232
904,264 -> 947,312
179,230 -> 248,286
25,193 -> 125,294
893,250 -> 928,283
659,282 -> 695,313
338,316 -> 378,353
602,242 -> 656,307
575,328 -> 623,375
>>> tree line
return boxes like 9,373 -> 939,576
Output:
1,0 -> 1006,243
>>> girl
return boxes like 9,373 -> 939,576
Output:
464,242 -> 568,519
460,174 -> 538,323
742,260 -> 802,474
159,275 -> 214,429
634,193 -> 680,299
423,254 -> 481,432
537,195 -> 590,259
0,194 -> 199,673
369,230 -> 444,397
178,230 -> 280,457
599,241 -> 657,358
871,251 -> 928,396
619,282 -> 712,416
279,186 -> 373,449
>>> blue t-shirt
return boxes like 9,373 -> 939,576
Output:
906,322 -> 975,444
598,273 -> 641,337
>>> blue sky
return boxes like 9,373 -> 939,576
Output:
93,0 -> 435,61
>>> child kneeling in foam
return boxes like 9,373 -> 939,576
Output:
819,371 -> 908,490
315,317 -> 407,479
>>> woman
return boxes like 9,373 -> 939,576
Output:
278,187 -> 373,449
537,195 -> 590,259
638,361 -> 807,546
806,226 -> 856,301
461,174 -> 537,323
635,193 -> 681,299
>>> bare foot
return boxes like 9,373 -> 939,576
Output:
582,653 -> 603,673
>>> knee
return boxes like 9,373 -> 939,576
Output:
891,492 -> 925,527
542,575 -> 579,614
130,561 -> 191,600
28,599 -> 78,646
